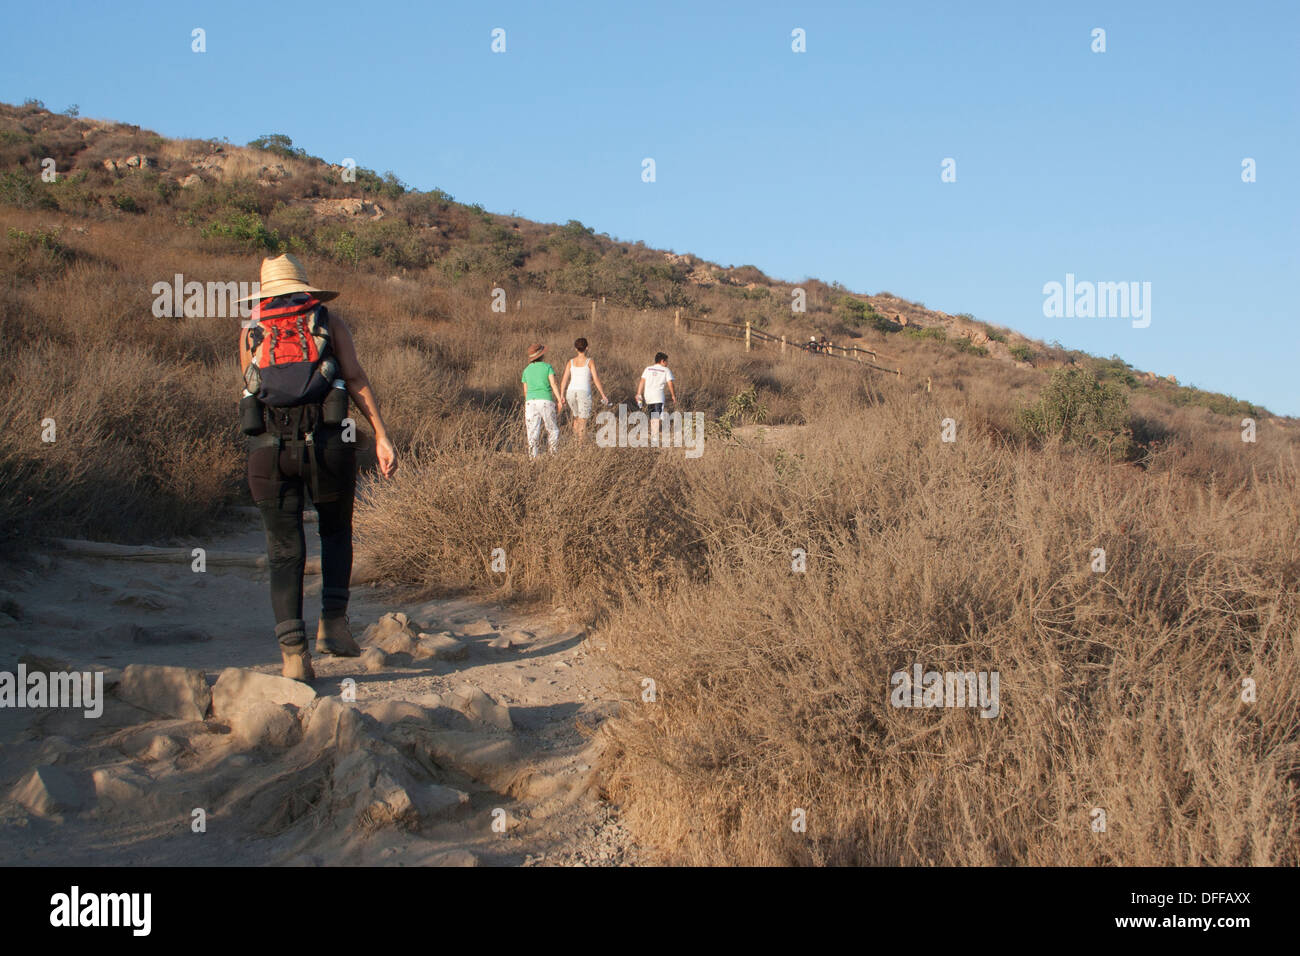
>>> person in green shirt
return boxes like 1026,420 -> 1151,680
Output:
521,343 -> 563,457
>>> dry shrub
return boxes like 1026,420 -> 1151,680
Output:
356,433 -> 705,615
354,375 -> 1299,864
0,341 -> 241,545
597,399 -> 1300,865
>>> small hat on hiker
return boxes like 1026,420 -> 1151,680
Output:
238,253 -> 339,303
527,343 -> 546,361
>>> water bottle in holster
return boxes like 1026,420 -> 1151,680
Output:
322,379 -> 348,425
240,390 -> 265,435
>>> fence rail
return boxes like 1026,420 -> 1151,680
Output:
468,293 -> 916,383
681,316 -> 903,378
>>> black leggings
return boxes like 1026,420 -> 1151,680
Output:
248,428 -> 356,648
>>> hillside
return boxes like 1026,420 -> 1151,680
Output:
2,101 -> 1297,868
2,99 -> 1289,543
1,100 -> 1274,402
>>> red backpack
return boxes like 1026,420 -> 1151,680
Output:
243,294 -> 336,408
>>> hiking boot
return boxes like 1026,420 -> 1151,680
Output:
316,615 -> 361,657
280,643 -> 315,682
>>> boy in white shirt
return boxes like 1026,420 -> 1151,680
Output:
636,352 -> 677,444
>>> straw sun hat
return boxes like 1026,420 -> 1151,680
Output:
238,253 -> 339,303
527,343 -> 546,361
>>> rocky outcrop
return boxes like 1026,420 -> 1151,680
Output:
305,198 -> 385,220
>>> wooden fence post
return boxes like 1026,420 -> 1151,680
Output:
675,308 -> 680,332
781,335 -> 786,353
591,300 -> 597,322
926,376 -> 932,393
745,321 -> 751,351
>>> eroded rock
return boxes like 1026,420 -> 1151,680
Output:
117,664 -> 210,721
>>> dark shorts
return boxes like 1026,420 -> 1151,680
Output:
247,425 -> 356,506
646,402 -> 665,420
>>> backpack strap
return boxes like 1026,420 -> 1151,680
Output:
310,305 -> 331,360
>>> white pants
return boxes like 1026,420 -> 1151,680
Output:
525,400 -> 559,457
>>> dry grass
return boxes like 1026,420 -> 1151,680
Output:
597,398 -> 1300,865
358,375 -> 1300,866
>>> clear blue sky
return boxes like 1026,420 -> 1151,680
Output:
4,0 -> 1296,412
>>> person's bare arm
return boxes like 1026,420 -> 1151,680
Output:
667,378 -> 677,404
330,316 -> 397,478
559,360 -> 571,396
590,362 -> 608,402
549,372 -> 563,410
635,375 -> 646,403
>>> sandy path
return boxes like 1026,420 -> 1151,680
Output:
0,514 -> 639,866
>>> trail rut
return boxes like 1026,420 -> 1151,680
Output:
0,514 -> 639,866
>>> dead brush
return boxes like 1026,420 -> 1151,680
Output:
595,403 -> 1300,865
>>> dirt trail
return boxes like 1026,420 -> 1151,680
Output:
0,514 -> 639,866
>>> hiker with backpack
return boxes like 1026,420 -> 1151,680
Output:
635,352 -> 677,444
521,343 -> 563,457
557,337 -> 610,444
239,254 -> 397,682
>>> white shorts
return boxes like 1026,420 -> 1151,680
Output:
566,389 -> 593,419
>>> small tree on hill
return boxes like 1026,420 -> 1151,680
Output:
1019,367 -> 1134,460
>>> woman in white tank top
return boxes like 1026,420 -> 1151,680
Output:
558,337 -> 609,444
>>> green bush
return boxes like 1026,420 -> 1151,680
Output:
248,133 -> 305,160
356,168 -> 407,201
333,230 -> 361,267
838,295 -> 893,332
0,170 -> 56,210
904,325 -> 947,343
1009,343 -> 1034,363
1160,384 -> 1258,419
712,385 -> 769,437
403,188 -> 454,226
200,211 -> 280,250
1019,367 -> 1133,459
4,226 -> 73,280
1090,355 -> 1138,389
